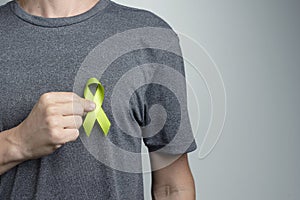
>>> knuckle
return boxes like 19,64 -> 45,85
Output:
40,93 -> 52,103
45,116 -> 59,128
76,116 -> 83,127
71,130 -> 80,141
71,92 -> 79,98
45,105 -> 57,116
70,116 -> 82,128
70,93 -> 79,102
48,129 -> 61,143
64,129 -> 79,142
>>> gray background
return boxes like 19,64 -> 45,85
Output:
1,0 -> 299,199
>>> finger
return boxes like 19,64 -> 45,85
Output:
79,97 -> 96,112
41,92 -> 81,104
60,129 -> 80,143
55,102 -> 85,116
58,98 -> 95,114
62,115 -> 83,129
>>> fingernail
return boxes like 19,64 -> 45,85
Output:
89,101 -> 96,110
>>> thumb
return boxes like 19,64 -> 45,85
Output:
81,98 -> 96,112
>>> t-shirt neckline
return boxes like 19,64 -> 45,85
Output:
9,0 -> 110,27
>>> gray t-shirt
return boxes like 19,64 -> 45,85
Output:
0,0 -> 197,199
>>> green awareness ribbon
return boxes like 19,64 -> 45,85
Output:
83,77 -> 111,137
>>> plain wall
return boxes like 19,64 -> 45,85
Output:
1,0 -> 299,199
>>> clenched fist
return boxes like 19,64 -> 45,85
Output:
8,92 -> 96,160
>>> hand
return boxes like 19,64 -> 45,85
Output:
8,92 -> 96,160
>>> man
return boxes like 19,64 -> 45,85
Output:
0,0 -> 197,199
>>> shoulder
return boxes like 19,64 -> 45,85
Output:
106,1 -> 174,30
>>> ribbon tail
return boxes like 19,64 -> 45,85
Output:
83,111 -> 97,137
97,108 -> 111,136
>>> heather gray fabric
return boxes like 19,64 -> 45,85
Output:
0,0 -> 197,199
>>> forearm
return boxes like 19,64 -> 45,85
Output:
152,183 -> 195,200
0,127 -> 25,175
151,153 -> 196,200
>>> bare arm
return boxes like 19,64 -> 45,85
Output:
0,127 -> 24,175
150,153 -> 196,200
0,92 -> 95,175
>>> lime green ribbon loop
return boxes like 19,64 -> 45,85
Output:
83,77 -> 111,137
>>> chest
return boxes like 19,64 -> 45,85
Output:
0,32 -> 90,130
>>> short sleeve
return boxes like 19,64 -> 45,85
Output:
131,31 -> 197,155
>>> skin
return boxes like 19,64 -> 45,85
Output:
150,153 -> 196,199
0,1 -> 196,199
0,92 -> 96,175
17,0 -> 100,18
